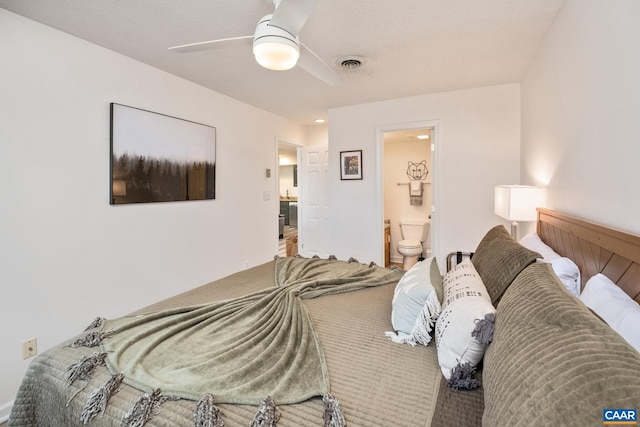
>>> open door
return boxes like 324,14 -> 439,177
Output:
298,144 -> 329,257
378,120 -> 439,268
276,141 -> 300,256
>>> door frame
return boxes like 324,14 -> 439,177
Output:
375,120 -> 440,265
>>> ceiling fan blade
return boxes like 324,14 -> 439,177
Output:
270,0 -> 320,35
297,43 -> 341,86
169,36 -> 253,53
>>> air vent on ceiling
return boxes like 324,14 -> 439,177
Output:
337,56 -> 364,69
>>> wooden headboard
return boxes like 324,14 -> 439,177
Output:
537,208 -> 640,303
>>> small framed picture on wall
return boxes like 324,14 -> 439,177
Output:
340,150 -> 363,180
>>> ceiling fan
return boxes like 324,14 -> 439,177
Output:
169,0 -> 341,85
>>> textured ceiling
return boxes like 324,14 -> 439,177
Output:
0,0 -> 565,125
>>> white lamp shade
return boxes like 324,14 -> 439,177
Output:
253,15 -> 300,71
494,185 -> 546,222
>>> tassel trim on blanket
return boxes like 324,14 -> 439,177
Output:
448,361 -> 480,391
289,253 -> 385,270
471,313 -> 495,347
67,352 -> 108,385
80,373 -> 124,424
122,388 -> 180,427
65,330 -> 114,348
84,317 -> 105,331
250,396 -> 280,427
323,394 -> 346,427
194,393 -> 225,427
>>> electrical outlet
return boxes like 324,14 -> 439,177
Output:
22,337 -> 37,359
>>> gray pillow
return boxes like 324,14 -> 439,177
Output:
430,257 -> 444,304
471,225 -> 540,304
483,263 -> 640,426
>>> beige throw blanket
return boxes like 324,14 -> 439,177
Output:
99,257 -> 403,405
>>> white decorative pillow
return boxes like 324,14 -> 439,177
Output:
519,232 -> 560,259
580,274 -> 640,352
540,257 -> 581,297
386,257 -> 441,346
435,259 -> 495,389
519,232 -> 581,296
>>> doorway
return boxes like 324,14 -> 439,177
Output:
277,141 -> 299,257
379,122 -> 438,268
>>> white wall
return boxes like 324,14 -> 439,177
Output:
521,0 -> 640,233
305,125 -> 329,147
0,9 -> 304,415
328,84 -> 521,267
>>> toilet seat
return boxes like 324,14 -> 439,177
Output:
398,239 -> 422,250
397,239 -> 423,270
397,220 -> 429,270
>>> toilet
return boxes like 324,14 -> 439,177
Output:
397,219 -> 430,270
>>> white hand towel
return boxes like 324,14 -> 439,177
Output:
410,181 -> 422,196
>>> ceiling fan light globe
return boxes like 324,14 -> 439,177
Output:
253,40 -> 299,70
253,14 -> 300,71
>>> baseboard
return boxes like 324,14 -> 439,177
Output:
0,399 -> 13,423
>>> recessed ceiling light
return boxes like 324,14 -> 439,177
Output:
314,119 -> 326,124
416,134 -> 429,140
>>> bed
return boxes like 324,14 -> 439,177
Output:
8,209 -> 640,426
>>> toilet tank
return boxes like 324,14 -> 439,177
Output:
399,219 -> 430,242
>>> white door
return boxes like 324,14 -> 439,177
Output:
298,144 -> 329,257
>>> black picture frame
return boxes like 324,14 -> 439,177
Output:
340,150 -> 363,180
110,103 -> 216,204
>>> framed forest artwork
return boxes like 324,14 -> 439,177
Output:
110,103 -> 216,204
340,150 -> 363,180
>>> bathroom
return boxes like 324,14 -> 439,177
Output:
384,128 -> 432,269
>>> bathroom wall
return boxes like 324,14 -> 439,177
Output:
384,136 -> 432,263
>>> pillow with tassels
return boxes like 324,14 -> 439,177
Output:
435,259 -> 496,390
386,257 -> 442,346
